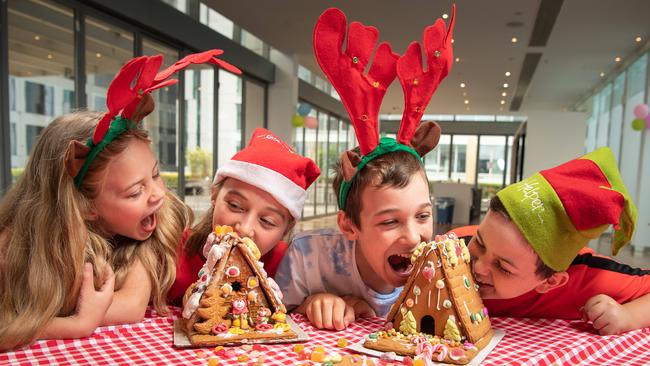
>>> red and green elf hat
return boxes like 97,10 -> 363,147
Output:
496,147 -> 637,271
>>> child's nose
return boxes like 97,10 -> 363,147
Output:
149,182 -> 165,205
472,256 -> 490,277
235,218 -> 255,239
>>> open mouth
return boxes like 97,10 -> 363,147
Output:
388,253 -> 414,276
141,213 -> 157,233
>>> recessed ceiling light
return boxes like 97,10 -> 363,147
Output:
599,72 -> 605,77
505,71 -> 511,77
460,82 -> 466,88
455,57 -> 460,63
501,92 -> 507,97
34,35 -> 40,41
635,36 -> 642,43
462,92 -> 467,96
96,53 -> 102,58
464,100 -> 469,104
500,100 -> 506,105
511,37 -> 518,43
442,13 -> 449,19
615,57 -> 621,62
47,54 -> 53,59
503,83 -> 509,88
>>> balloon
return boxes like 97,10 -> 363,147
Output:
291,115 -> 304,127
646,114 -> 650,129
303,116 -> 318,129
631,118 -> 645,131
633,104 -> 649,119
297,102 -> 312,116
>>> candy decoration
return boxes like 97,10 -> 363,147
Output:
406,298 -> 415,308
247,276 -> 259,288
427,289 -> 432,309
413,285 -> 421,304
220,282 -> 233,295
435,279 -> 445,310
226,266 -> 240,277
443,299 -> 452,309
463,275 -> 471,289
399,311 -> 417,335
422,262 -> 435,282
444,316 -> 461,342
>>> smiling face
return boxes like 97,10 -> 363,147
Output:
340,172 -> 433,294
469,209 -> 558,299
91,138 -> 165,241
212,178 -> 292,256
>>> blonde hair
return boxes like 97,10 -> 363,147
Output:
0,111 -> 191,350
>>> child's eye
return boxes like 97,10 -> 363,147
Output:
128,187 -> 143,199
496,261 -> 513,276
260,217 -> 278,228
380,219 -> 397,226
153,170 -> 160,179
227,201 -> 243,211
417,212 -> 431,220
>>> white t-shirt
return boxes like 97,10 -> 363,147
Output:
275,228 -> 402,317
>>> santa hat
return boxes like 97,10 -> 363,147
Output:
497,147 -> 637,271
214,128 -> 320,220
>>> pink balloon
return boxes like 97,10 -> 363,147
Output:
303,116 -> 318,129
633,103 -> 649,119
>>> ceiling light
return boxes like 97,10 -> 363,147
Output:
47,54 -> 53,59
451,38 -> 455,44
442,13 -> 449,19
500,100 -> 506,105
460,82 -> 466,88
501,92 -> 507,97
34,35 -> 40,41
511,37 -> 518,43
614,57 -> 621,62
635,36 -> 642,43
464,100 -> 469,104
503,83 -> 509,88
505,71 -> 511,77
462,92 -> 467,96
599,72 -> 605,77
96,53 -> 102,58
455,57 -> 460,63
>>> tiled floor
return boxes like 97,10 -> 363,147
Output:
296,214 -> 650,269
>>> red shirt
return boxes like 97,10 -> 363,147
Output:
167,229 -> 289,306
449,226 -> 650,319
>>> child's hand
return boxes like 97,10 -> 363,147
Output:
342,295 -> 377,319
581,294 -> 633,335
73,263 -> 115,336
302,293 -> 355,331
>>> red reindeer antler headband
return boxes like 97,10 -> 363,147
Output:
70,50 -> 241,187
313,6 -> 455,210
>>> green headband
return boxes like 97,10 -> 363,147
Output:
338,137 -> 423,210
74,116 -> 138,188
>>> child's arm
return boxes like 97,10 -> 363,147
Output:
582,293 -> 650,335
40,263 -> 114,339
102,259 -> 151,325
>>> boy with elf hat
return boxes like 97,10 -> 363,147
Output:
276,7 -> 455,330
456,147 -> 650,335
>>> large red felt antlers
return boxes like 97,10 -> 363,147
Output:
396,5 -> 455,145
93,50 -> 241,145
313,8 -> 399,155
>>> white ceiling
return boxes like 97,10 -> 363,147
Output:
208,0 -> 649,116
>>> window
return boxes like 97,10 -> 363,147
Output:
217,69 -> 243,170
25,125 -> 45,154
24,82 -> 53,116
450,135 -> 478,184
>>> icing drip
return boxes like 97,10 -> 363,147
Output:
182,239 -> 229,319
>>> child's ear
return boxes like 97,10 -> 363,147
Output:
337,210 -> 359,241
534,271 -> 569,293
83,207 -> 99,221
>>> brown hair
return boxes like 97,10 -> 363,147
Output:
0,111 -> 191,350
489,195 -> 555,279
333,149 -> 427,228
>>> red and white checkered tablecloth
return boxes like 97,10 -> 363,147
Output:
2,307 -> 649,365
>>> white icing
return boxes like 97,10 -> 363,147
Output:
463,301 -> 471,316
182,291 -> 202,319
266,277 -> 283,301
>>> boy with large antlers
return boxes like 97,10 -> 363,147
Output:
275,7 -> 455,330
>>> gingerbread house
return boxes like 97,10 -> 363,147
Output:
181,226 -> 296,346
363,233 -> 493,365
